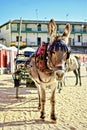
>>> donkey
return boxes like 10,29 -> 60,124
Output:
57,55 -> 81,93
65,55 -> 81,86
26,19 -> 71,122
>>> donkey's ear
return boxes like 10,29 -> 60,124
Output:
62,23 -> 71,43
48,19 -> 57,42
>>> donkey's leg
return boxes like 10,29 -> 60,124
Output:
40,86 -> 46,120
37,87 -> 41,110
73,70 -> 78,85
58,81 -> 62,93
35,83 -> 41,110
50,85 -> 56,121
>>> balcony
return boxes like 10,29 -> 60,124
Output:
26,28 -> 48,33
11,27 -> 87,34
10,41 -> 16,46
71,29 -> 87,34
11,28 -> 48,33
10,41 -> 26,47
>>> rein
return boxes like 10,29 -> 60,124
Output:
37,70 -> 52,83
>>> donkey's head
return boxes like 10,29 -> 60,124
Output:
47,19 -> 71,80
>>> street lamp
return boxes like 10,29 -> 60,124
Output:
35,9 -> 38,46
66,14 -> 69,21
17,17 -> 22,54
35,9 -> 38,21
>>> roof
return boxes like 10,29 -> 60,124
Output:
21,47 -> 35,52
0,19 -> 87,28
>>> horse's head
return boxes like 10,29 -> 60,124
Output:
47,19 -> 71,80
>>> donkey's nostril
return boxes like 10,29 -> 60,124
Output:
56,71 -> 64,79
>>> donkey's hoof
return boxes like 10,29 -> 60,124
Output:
51,115 -> 57,122
38,106 -> 41,111
58,88 -> 62,93
40,115 -> 45,120
80,83 -> 82,86
75,82 -> 78,86
40,112 -> 45,120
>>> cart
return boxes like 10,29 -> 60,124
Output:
12,53 -> 35,98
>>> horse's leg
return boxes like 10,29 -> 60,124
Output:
78,67 -> 81,86
40,86 -> 46,120
50,85 -> 56,121
73,70 -> 78,85
63,76 -> 66,86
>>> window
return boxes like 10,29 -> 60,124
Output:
72,25 -> 74,32
68,38 -> 72,46
58,25 -> 65,33
6,24 -> 9,30
22,24 -> 25,31
47,37 -> 50,43
12,24 -> 17,31
57,25 -> 59,31
37,37 -> 41,46
83,25 -> 86,32
78,35 -> 81,42
37,24 -> 41,31
16,36 -> 22,42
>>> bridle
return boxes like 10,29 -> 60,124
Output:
47,39 -> 69,71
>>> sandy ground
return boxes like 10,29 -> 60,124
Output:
0,65 -> 87,130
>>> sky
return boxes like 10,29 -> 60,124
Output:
0,0 -> 87,25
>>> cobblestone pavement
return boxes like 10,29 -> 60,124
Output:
0,66 -> 87,130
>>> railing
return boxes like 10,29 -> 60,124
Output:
11,28 -> 48,33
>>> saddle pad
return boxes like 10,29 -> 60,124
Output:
37,43 -> 47,56
36,42 -> 47,71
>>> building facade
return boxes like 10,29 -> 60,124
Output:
0,19 -> 87,53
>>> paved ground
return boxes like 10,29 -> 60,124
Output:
0,66 -> 87,130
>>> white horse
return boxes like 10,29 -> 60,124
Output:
25,19 -> 71,122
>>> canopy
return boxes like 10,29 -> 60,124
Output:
21,47 -> 36,52
7,46 -> 18,51
0,44 -> 8,49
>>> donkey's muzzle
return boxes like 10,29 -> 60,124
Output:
55,70 -> 65,80
55,64 -> 65,80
